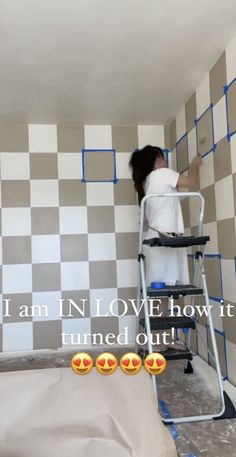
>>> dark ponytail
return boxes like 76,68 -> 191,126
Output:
129,145 -> 164,205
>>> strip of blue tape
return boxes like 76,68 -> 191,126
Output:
159,399 -> 180,440
224,78 -> 236,141
81,148 -> 118,183
159,402 -> 197,456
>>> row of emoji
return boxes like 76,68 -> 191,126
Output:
71,351 -> 167,375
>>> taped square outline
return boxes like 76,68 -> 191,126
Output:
81,148 -> 118,183
224,77 -> 236,142
194,103 -> 216,158
175,132 -> 189,174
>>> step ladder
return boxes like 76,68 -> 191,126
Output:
136,191 -> 236,424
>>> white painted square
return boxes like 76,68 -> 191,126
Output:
86,182 -> 114,206
90,288 -> 118,317
116,153 -> 132,179
62,318 -> 91,347
58,153 -> 82,179
3,264 -> 32,294
226,33 -> 236,84
88,233 -> 116,261
187,127 -> 197,163
61,261 -> 89,291
32,291 -> 62,321
138,125 -> 165,149
221,259 -> 236,303
176,106 -> 186,140
230,134 -> 236,173
3,322 -> 33,351
116,259 -> 137,287
1,153 -> 30,180
119,315 -> 137,344
31,180 -> 59,207
28,124 -> 57,153
1,208 -> 31,236
215,176 -> 234,220
196,74 -> 211,117
213,96 -> 227,144
32,235 -> 60,263
203,222 -> 218,254
84,125 -> 112,149
115,206 -> 139,232
200,152 -> 214,189
59,207 -> 88,234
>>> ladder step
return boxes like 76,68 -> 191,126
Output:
163,348 -> 193,361
139,348 -> 193,361
148,284 -> 203,298
143,235 -> 210,248
145,316 -> 196,330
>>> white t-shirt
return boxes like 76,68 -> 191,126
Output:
143,167 -> 189,285
144,167 -> 184,234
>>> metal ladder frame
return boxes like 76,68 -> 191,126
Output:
136,191 -> 229,424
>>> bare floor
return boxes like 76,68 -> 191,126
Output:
157,357 -> 236,457
1,349 -> 236,456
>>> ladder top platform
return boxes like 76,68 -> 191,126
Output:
143,235 -> 210,248
148,284 -> 203,298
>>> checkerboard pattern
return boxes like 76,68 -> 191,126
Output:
0,123 -> 165,353
165,41 -> 236,384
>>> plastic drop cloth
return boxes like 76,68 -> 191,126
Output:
0,366 -> 177,457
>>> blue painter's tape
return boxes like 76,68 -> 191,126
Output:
81,148 -> 118,183
188,453 -> 197,457
224,77 -> 236,141
175,132 -> 189,174
163,148 -> 169,167
151,281 -> 166,289
159,400 -> 180,440
195,104 -> 215,157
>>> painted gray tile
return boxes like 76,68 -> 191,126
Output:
57,124 -> 84,152
32,264 -> 61,292
59,180 -> 87,206
33,320 -> 62,349
60,235 -> 88,261
89,261 -> 117,288
31,208 -> 59,235
0,123 -> 28,152
112,126 -> 138,152
87,207 -> 115,233
2,181 -> 30,207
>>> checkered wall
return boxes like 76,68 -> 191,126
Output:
0,123 -> 164,353
165,36 -> 236,384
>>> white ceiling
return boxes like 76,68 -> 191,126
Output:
0,0 -> 236,125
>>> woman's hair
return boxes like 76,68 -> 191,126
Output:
129,145 -> 164,205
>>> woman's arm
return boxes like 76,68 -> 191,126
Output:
177,155 -> 202,189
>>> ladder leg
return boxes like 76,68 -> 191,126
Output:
200,257 -> 225,417
140,257 -> 157,398
135,263 -> 142,354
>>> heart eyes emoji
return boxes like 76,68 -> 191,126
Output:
144,353 -> 166,375
71,353 -> 93,375
120,353 -> 142,375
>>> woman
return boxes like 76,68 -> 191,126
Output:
129,145 -> 202,351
